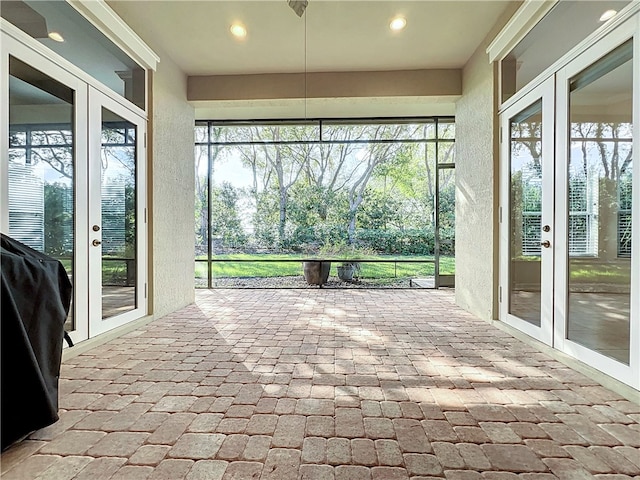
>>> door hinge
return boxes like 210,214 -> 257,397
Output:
144,208 -> 147,223
144,283 -> 147,298
144,133 -> 147,148
499,126 -> 503,144
499,286 -> 502,302
499,206 -> 502,223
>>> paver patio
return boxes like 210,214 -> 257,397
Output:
2,288 -> 639,479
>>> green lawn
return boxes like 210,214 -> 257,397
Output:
195,253 -> 454,280
57,257 -> 134,285
516,256 -> 631,285
569,259 -> 631,285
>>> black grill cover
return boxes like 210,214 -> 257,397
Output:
1,233 -> 72,450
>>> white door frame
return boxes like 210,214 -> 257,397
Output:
88,87 -> 147,337
500,76 -> 555,346
554,20 -> 639,389
2,28 -> 148,345
2,32 -> 90,344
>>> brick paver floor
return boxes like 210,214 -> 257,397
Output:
2,289 -> 639,479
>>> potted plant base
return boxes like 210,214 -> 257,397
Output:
303,261 -> 331,286
337,263 -> 356,282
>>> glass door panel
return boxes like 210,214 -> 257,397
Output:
89,88 -> 146,336
3,31 -> 147,345
100,108 -> 138,319
7,55 -> 81,338
566,40 -> 633,364
500,22 -> 638,388
509,100 -> 544,326
501,77 -> 554,345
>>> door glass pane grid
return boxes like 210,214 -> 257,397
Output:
8,56 -> 75,332
509,100 -> 543,326
101,108 -> 137,319
566,39 -> 632,365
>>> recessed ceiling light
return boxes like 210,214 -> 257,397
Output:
48,31 -> 64,42
390,16 -> 407,31
230,23 -> 247,39
599,9 -> 617,22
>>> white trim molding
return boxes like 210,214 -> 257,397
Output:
1,18 -> 148,119
68,0 -> 159,71
487,0 -> 558,63
498,3 -> 640,114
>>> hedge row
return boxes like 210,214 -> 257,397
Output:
205,226 -> 455,256
282,227 -> 454,256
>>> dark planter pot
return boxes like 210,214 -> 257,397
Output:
303,261 -> 331,285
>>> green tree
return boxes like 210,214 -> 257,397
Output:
358,188 -> 402,230
252,189 -> 279,248
43,182 -> 73,256
210,182 -> 247,249
195,126 -> 225,251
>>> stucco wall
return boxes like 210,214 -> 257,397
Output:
454,3 -> 521,321
454,41 -> 499,320
149,52 -> 195,318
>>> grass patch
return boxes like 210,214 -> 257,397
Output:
195,253 -> 454,280
515,256 -> 631,285
52,256 -> 133,286
569,262 -> 631,285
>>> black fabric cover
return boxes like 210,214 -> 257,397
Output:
1,233 -> 71,450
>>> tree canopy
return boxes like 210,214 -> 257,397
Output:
195,120 -> 456,255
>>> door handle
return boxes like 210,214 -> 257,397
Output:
92,239 -> 102,247
540,240 -> 551,248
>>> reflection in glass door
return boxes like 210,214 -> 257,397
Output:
3,34 -> 147,345
501,25 -> 638,389
563,40 -> 633,365
89,89 -> 146,336
6,54 -> 86,341
100,108 -> 138,319
500,78 -> 554,345
509,100 -> 543,326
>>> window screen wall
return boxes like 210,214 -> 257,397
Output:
194,118 -> 455,288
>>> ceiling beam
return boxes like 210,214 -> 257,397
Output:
188,69 -> 462,102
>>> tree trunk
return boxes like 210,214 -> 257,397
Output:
278,189 -> 287,245
347,210 -> 357,243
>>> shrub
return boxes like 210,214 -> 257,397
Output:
354,228 -> 435,255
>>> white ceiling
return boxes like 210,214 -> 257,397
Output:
107,0 -> 513,118
108,1 -> 512,76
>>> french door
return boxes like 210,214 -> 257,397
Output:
554,26 -> 637,387
88,88 -> 146,337
3,33 -> 147,344
500,77 -> 555,345
500,22 -> 639,389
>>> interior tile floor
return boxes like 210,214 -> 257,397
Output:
2,289 -> 639,480
510,290 -> 631,363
